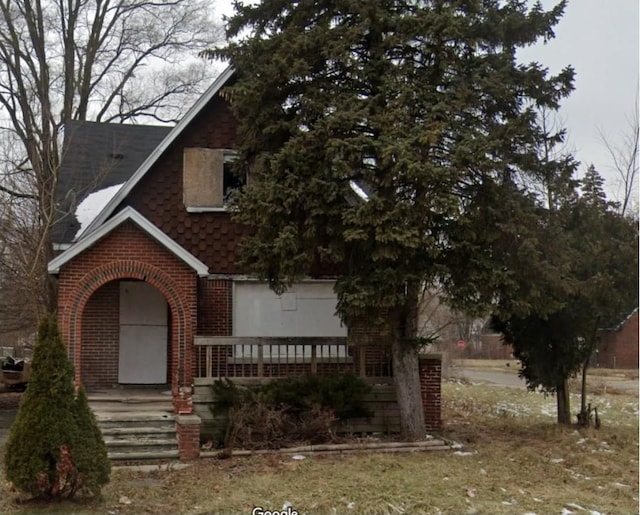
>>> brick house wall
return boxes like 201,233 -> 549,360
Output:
126,96 -> 247,274
597,310 -> 639,369
81,281 -> 120,389
197,278 -> 232,336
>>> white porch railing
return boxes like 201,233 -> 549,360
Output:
194,336 -> 392,379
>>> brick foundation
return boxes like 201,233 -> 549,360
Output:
419,354 -> 442,432
176,414 -> 201,460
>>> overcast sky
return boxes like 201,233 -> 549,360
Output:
215,0 -> 639,202
519,0 -> 639,202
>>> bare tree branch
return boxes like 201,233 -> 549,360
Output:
599,92 -> 639,217
0,0 -> 224,332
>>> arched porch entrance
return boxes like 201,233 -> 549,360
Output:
59,259 -> 194,399
80,279 -> 172,389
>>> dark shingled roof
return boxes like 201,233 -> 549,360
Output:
52,120 -> 172,244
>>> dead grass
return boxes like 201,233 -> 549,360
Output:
1,382 -> 638,515
455,359 -> 639,380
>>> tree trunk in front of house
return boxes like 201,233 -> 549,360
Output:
556,378 -> 571,425
392,336 -> 425,440
392,280 -> 426,441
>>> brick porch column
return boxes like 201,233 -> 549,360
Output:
418,353 -> 442,432
176,414 -> 201,460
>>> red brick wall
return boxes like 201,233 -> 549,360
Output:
81,281 -> 120,389
419,355 -> 442,432
57,221 -> 198,389
176,415 -> 201,460
598,311 -> 639,369
197,278 -> 232,335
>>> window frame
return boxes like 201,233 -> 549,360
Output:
184,148 -> 244,213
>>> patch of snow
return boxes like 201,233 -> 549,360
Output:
613,482 -> 631,488
282,501 -> 292,510
74,183 -> 124,239
523,512 -> 538,515
454,451 -> 476,456
346,502 -> 355,509
551,458 -> 565,463
566,503 -> 585,511
291,454 -> 306,460
561,509 -> 574,515
589,511 -> 604,515
576,438 -> 587,445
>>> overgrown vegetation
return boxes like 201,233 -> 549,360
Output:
2,379 -> 636,515
2,316 -> 110,500
210,375 -> 372,451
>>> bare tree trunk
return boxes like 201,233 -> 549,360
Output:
392,280 -> 425,441
556,378 -> 571,425
392,337 -> 425,440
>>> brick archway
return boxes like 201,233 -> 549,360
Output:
60,260 -> 192,392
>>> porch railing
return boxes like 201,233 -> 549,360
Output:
194,336 -> 392,379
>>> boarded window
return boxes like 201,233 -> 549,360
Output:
183,148 -> 225,208
183,148 -> 244,209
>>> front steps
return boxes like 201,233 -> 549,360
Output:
89,392 -> 179,461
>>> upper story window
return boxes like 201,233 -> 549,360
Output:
183,148 -> 244,211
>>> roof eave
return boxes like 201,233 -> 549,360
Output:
48,206 -> 209,277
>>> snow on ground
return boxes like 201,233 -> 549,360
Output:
74,183 -> 123,239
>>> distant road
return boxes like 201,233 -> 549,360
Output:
451,365 -> 638,396
452,368 -> 527,388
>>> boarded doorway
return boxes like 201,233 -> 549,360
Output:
118,281 -> 168,384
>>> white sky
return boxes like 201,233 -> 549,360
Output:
215,0 -> 639,201
519,0 -> 639,202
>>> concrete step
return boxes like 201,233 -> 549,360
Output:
93,410 -> 175,429
100,426 -> 176,439
90,402 -> 180,461
108,449 -> 180,461
104,436 -> 178,455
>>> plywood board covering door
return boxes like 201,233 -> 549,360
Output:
118,281 -> 168,384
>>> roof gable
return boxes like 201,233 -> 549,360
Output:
80,66 -> 236,240
48,207 -> 209,276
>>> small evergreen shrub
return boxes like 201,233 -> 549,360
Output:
2,316 -> 111,499
72,386 -> 111,496
260,373 -> 373,420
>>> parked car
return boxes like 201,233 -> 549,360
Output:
1,356 -> 30,391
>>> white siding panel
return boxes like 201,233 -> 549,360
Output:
233,282 -> 347,337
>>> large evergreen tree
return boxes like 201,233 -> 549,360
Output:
215,0 -> 574,439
